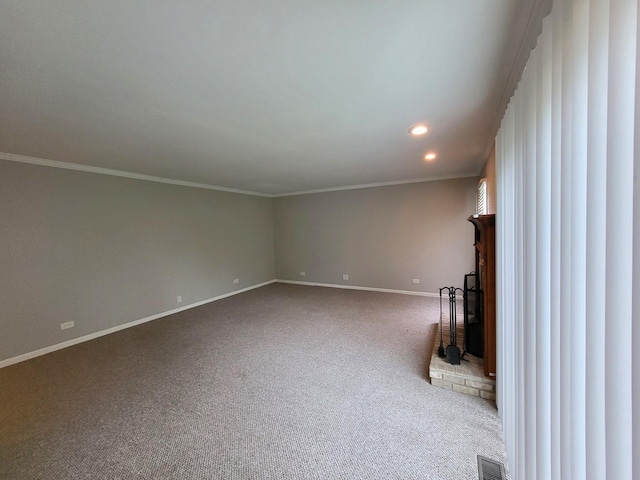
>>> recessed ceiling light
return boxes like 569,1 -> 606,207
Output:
424,152 -> 437,161
409,125 -> 430,136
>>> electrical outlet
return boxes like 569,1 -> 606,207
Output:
300,271 -> 306,276
177,296 -> 182,303
412,279 -> 420,284
233,279 -> 239,284
60,321 -> 75,330
343,274 -> 349,280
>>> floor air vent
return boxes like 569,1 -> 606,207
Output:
477,455 -> 506,480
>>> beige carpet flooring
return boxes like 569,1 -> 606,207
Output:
0,283 -> 508,479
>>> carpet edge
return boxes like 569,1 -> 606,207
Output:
0,280 -> 277,369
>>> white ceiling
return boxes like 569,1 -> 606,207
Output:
0,1 -> 538,195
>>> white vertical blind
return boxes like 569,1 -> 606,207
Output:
559,2 -> 573,477
605,0 -> 636,477
585,0 -> 609,478
634,0 -> 640,473
549,7 -> 563,479
523,49 -> 538,480
495,0 -> 638,478
569,1 -> 588,478
534,19 -> 552,479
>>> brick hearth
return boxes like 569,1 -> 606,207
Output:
428,322 -> 496,402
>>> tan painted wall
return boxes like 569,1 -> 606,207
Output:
1,161 -> 479,363
273,178 -> 477,295
0,160 -> 275,362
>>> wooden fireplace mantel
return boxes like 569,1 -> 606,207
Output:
468,214 -> 496,378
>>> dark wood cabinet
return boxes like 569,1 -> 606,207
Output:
468,214 -> 496,378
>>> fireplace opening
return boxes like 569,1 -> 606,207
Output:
463,272 -> 484,358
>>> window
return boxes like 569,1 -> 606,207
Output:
476,178 -> 487,215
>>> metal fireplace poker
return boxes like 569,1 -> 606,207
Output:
438,286 -> 464,365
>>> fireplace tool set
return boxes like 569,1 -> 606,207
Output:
438,286 -> 465,365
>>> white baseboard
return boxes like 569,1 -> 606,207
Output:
275,279 -> 442,297
0,280 -> 276,369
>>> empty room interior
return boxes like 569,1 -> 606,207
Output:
1,1 -> 638,479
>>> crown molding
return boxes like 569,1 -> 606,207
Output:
0,152 -> 272,197
1,151 -> 479,198
273,173 -> 479,198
